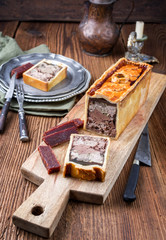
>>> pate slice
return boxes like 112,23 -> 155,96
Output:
63,134 -> 110,181
23,59 -> 67,91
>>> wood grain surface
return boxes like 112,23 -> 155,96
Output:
0,0 -> 165,22
0,22 -> 166,240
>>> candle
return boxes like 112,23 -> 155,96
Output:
135,21 -> 144,39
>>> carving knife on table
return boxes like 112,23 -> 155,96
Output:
0,73 -> 16,133
123,124 -> 151,202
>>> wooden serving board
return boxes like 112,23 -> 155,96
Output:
13,72 -> 166,238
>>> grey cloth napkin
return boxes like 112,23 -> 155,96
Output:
0,91 -> 75,116
0,32 -> 76,116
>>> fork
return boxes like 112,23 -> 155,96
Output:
16,84 -> 29,142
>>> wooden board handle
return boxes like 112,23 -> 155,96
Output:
12,175 -> 71,238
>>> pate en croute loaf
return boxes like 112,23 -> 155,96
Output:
84,58 -> 153,139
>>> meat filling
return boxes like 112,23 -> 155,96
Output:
86,98 -> 117,137
69,135 -> 108,166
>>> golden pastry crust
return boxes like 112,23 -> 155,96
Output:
87,58 -> 152,103
84,58 -> 153,139
23,59 -> 67,92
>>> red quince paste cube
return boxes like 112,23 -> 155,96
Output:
11,62 -> 34,79
38,145 -> 61,174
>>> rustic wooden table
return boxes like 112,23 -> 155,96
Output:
0,22 -> 165,240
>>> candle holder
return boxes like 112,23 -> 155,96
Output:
125,31 -> 159,63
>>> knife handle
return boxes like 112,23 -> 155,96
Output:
0,100 -> 11,133
18,110 -> 29,142
123,159 -> 140,202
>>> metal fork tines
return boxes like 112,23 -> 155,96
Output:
16,84 -> 29,142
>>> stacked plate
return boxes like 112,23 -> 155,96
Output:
0,53 -> 91,102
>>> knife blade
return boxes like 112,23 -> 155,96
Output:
0,73 -> 16,133
123,124 -> 151,202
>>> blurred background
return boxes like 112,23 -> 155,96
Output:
0,0 -> 165,23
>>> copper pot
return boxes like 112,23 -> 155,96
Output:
78,0 -> 119,56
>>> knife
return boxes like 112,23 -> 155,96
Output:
0,73 -> 16,133
123,124 -> 151,202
